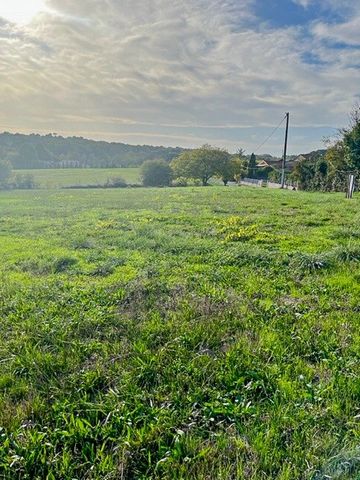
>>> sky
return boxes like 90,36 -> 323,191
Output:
0,0 -> 359,155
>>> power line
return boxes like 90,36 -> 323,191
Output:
253,114 -> 287,154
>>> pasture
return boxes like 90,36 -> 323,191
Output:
14,168 -> 141,188
0,186 -> 359,479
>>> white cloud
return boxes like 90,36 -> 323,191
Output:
312,17 -> 360,46
0,0 -> 359,154
292,0 -> 312,8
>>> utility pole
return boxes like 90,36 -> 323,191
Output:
281,112 -> 290,189
346,174 -> 355,199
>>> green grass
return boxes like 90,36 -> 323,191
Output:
14,168 -> 141,188
0,186 -> 359,479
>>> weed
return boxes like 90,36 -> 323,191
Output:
289,252 -> 333,273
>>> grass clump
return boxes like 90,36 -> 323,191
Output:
289,252 -> 333,273
333,243 -> 360,262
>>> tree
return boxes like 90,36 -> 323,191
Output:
0,160 -> 12,187
140,159 -> 172,187
232,149 -> 248,183
325,142 -> 347,191
215,152 -> 233,186
343,105 -> 360,171
268,169 -> 281,183
322,105 -> 360,191
171,144 -> 230,186
292,159 -> 316,190
216,149 -> 250,185
292,151 -> 328,191
248,153 -> 257,178
0,132 -> 184,169
12,173 -> 36,189
218,157 -> 248,185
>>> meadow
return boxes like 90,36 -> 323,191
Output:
14,168 -> 141,188
0,186 -> 359,479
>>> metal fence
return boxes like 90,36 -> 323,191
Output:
241,178 -> 265,187
240,179 -> 297,190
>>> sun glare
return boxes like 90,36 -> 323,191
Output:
0,0 -> 47,24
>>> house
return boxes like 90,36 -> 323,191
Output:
257,159 -> 272,168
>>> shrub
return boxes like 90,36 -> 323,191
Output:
105,176 -> 127,188
172,176 -> 188,187
141,159 -> 172,187
0,160 -> 12,187
11,173 -> 36,189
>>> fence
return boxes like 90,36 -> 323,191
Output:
241,178 -> 265,187
267,181 -> 282,189
240,179 -> 297,190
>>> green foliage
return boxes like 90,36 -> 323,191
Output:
325,142 -> 348,191
0,186 -> 359,479
268,169 -> 281,183
141,159 -> 173,187
343,106 -> 360,171
293,106 -> 360,191
214,151 -> 233,186
172,176 -> 188,187
232,152 -> 248,183
104,176 -> 127,188
220,155 -> 248,185
248,152 -> 257,178
292,152 -> 329,191
171,144 -> 232,186
10,173 -> 36,189
0,159 -> 12,186
0,132 -> 184,169
14,167 -> 140,188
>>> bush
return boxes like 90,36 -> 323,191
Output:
172,176 -> 188,187
268,169 -> 281,183
11,173 -> 36,189
0,160 -> 12,187
105,176 -> 127,188
141,159 -> 172,187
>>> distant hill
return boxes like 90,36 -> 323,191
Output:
0,132 -> 186,169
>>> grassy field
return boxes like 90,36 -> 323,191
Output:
0,186 -> 359,479
14,168 -> 141,188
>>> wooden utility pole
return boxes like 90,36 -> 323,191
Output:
281,112 -> 290,189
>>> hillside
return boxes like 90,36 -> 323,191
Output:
0,132 -> 185,169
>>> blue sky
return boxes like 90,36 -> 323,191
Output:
0,0 -> 359,155
254,0 -> 343,28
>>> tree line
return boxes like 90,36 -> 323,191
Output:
291,106 -> 360,191
141,104 -> 360,191
0,133 -> 184,169
140,145 -> 250,187
140,148 -> 280,186
1,105 -> 359,191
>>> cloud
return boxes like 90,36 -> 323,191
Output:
0,0 -> 359,154
292,0 -> 312,8
312,17 -> 360,46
